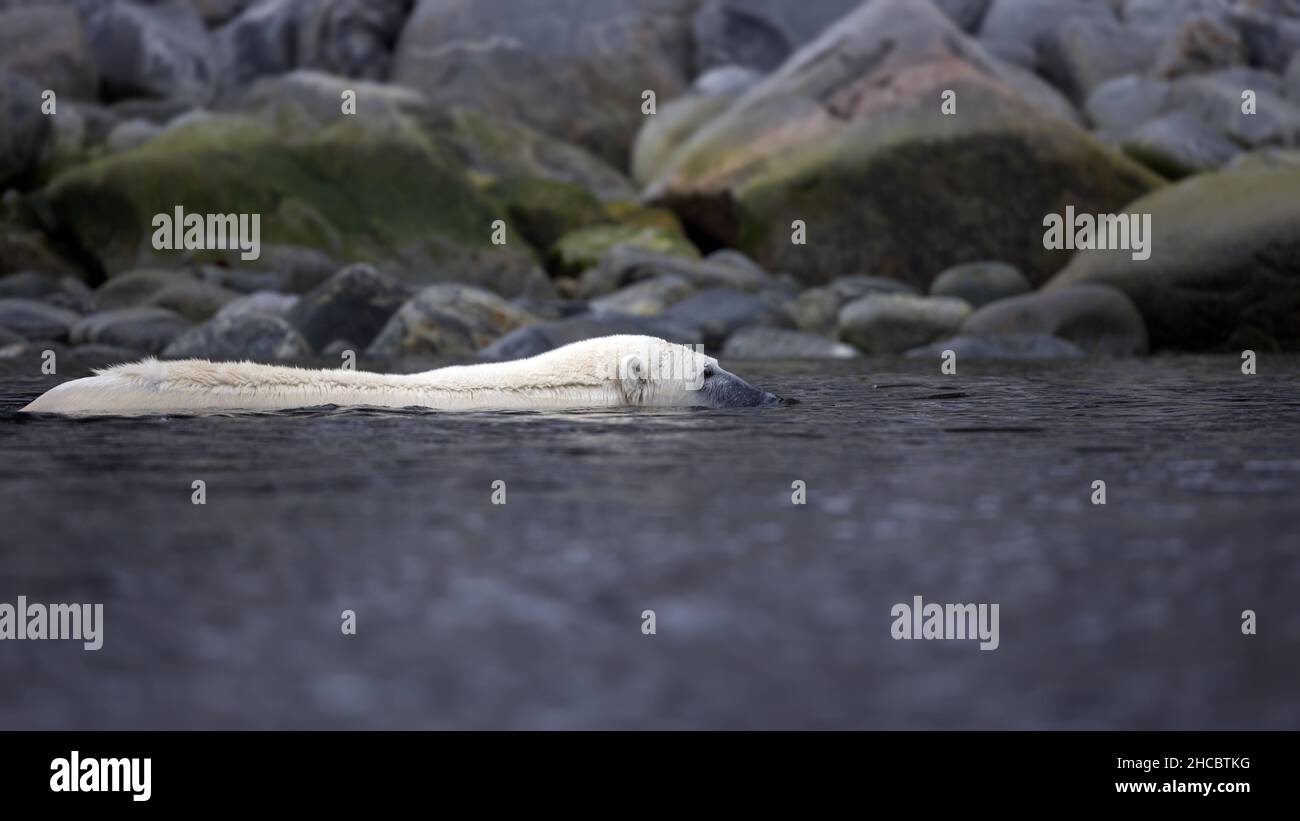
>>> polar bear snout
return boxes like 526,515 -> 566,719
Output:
702,365 -> 784,408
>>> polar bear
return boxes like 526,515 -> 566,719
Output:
20,335 -> 783,415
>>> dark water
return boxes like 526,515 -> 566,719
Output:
1,356 -> 1298,729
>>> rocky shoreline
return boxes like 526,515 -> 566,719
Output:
2,0 -> 1298,376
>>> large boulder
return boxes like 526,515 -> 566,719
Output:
1119,112 -> 1243,177
69,306 -> 192,353
85,0 -> 219,106
0,4 -> 98,99
0,298 -> 81,341
286,264 -> 410,351
439,109 -> 636,204
162,312 -> 312,360
662,287 -> 792,349
213,0 -> 414,90
143,280 -> 240,321
391,0 -> 696,168
367,284 -> 538,357
789,275 -> 918,334
590,275 -> 695,317
649,0 -> 1158,289
35,115 -> 519,284
692,0 -> 992,74
838,294 -> 972,354
0,70 -> 52,190
1038,17 -> 1160,102
962,284 -> 1148,355
93,269 -> 196,312
632,66 -> 761,186
929,261 -> 1031,307
1047,164 -> 1300,351
977,0 -> 1117,68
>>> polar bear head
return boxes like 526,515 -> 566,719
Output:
536,335 -> 784,409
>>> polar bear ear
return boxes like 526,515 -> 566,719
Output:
620,354 -> 645,383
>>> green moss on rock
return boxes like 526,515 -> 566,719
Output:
38,115 -> 503,281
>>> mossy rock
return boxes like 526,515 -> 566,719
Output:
37,114 -> 503,282
650,0 -> 1160,288
1047,164 -> 1300,351
548,223 -> 699,278
485,177 -> 608,253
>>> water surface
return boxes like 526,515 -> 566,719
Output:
1,356 -> 1297,728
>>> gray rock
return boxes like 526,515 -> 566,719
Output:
838,294 -> 972,355
257,244 -> 341,294
368,284 -> 539,357
1152,14 -> 1246,78
481,314 -> 703,360
1288,53 -> 1300,103
590,275 -> 695,317
651,0 -> 1143,289
391,0 -> 695,167
216,290 -> 300,320
1085,74 -> 1171,134
962,284 -> 1148,356
94,269 -> 196,312
44,277 -> 95,314
790,276 -> 918,334
1167,70 -> 1300,146
0,298 -> 81,341
1,272 -> 95,313
1121,112 -> 1243,177
285,263 -> 411,351
86,0 -> 219,106
0,70 -> 51,189
979,0 -> 1117,68
0,271 -> 61,301
70,307 -> 192,353
215,0 -> 412,91
144,280 -> 240,322
663,287 -> 791,349
722,326 -> 859,359
1229,7 -> 1300,72
0,4 -> 97,99
579,245 -> 772,298
0,325 -> 22,346
1039,18 -> 1160,102
929,262 -> 1031,308
904,333 -> 1086,360
162,312 -> 311,360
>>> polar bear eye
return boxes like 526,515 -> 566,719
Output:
703,365 -> 716,379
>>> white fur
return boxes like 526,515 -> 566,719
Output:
20,336 -> 717,415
